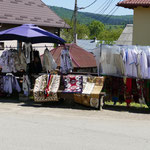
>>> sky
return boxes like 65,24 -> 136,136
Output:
42,0 -> 133,16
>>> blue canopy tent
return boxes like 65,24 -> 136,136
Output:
0,24 -> 66,44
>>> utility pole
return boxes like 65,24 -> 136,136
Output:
73,0 -> 77,43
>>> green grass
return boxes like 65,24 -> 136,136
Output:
105,101 -> 148,108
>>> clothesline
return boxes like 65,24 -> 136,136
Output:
94,44 -> 150,79
2,45 -> 63,49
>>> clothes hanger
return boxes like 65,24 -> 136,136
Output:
45,45 -> 48,50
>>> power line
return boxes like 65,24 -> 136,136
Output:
103,7 -> 119,23
97,0 -> 114,14
98,0 -> 116,15
86,0 -> 118,24
79,0 -> 98,10
94,0 -> 110,13
101,0 -> 122,23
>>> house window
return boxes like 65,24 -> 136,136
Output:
0,42 -> 4,50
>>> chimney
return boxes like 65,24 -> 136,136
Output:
94,37 -> 97,42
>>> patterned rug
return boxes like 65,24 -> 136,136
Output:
63,75 -> 83,93
33,74 -> 60,102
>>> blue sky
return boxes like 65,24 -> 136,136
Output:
42,0 -> 133,16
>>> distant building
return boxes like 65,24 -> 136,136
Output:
117,0 -> 150,46
0,0 -> 70,55
76,38 -> 100,54
116,24 -> 133,45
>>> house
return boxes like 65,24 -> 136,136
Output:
41,43 -> 97,73
116,24 -> 133,45
0,0 -> 70,55
117,0 -> 150,46
76,38 -> 100,54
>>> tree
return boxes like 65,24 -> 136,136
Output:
61,19 -> 90,43
77,24 -> 89,39
88,20 -> 105,39
98,27 -> 123,44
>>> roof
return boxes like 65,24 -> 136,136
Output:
116,24 -> 133,45
76,39 -> 100,53
0,0 -> 70,29
42,43 -> 97,68
117,0 -> 150,8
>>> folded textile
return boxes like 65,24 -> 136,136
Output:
74,76 -> 104,108
82,82 -> 95,94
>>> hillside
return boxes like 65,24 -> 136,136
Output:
49,6 -> 133,25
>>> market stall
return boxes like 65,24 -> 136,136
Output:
94,44 -> 150,108
0,24 -> 65,99
0,24 -> 105,110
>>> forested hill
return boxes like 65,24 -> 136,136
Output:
49,6 -> 133,25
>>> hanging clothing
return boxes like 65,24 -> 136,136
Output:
139,51 -> 148,79
99,45 -> 118,75
113,49 -> 126,76
125,78 -> 132,106
42,48 -> 57,72
22,75 -> 31,96
0,75 -> 5,96
3,74 -> 21,94
124,48 -> 137,77
136,79 -> 146,105
24,42 -> 32,64
0,49 -> 27,73
93,44 -> 150,79
33,50 -> 42,74
136,53 -> 142,78
60,49 -> 73,74
19,52 -> 27,71
142,80 -> 150,106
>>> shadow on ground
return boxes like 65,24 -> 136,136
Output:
0,98 -> 150,113
0,98 -> 95,111
103,104 -> 150,114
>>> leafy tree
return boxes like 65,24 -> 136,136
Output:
77,24 -> 89,39
98,27 -> 123,44
61,19 -> 90,43
88,21 -> 105,39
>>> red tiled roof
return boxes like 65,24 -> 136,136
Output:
0,0 -> 70,29
41,43 -> 96,68
117,0 -> 150,8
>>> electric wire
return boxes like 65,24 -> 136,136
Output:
98,0 -> 116,15
94,0 -> 110,13
85,0 -> 118,24
103,7 -> 119,23
79,0 -> 98,10
97,0 -> 114,14
101,0 -> 122,23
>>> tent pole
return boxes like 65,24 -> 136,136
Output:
17,41 -> 22,56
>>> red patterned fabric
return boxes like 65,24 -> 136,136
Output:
63,75 -> 83,93
125,78 -> 132,106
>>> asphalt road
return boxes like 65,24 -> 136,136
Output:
0,101 -> 150,150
